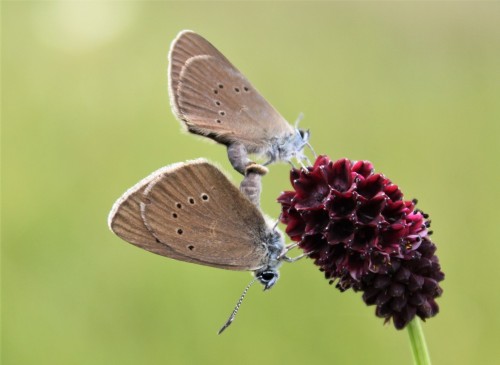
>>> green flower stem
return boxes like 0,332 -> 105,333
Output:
407,318 -> 432,365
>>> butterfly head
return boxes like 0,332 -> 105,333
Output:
253,224 -> 285,290
297,128 -> 311,150
270,128 -> 310,165
256,269 -> 280,290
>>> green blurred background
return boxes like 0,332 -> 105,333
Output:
3,2 -> 499,364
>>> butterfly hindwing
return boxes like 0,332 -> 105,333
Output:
140,160 -> 269,270
108,163 -> 197,261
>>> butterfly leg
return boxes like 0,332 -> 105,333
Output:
280,251 -> 311,263
280,241 -> 313,262
284,242 -> 298,251
272,212 -> 283,230
306,142 -> 317,158
278,242 -> 313,262
278,242 -> 298,260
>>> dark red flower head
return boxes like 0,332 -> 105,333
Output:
278,155 -> 444,329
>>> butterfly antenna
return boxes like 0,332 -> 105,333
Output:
294,112 -> 304,129
218,277 -> 258,335
273,212 -> 283,230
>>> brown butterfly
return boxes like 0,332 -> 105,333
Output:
168,30 -> 312,175
108,159 -> 291,332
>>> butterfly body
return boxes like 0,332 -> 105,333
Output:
168,30 -> 310,175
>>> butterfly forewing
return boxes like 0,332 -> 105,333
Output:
169,30 -> 232,116
140,160 -> 269,270
168,30 -> 293,150
108,164 -> 196,261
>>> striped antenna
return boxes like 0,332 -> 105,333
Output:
218,277 -> 258,335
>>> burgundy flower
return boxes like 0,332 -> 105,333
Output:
278,155 -> 444,329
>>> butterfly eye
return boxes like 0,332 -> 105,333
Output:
257,270 -> 279,290
298,129 -> 310,142
260,272 -> 275,281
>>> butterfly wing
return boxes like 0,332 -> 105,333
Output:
140,160 -> 270,270
108,163 -> 198,261
168,30 -> 293,150
169,30 -> 232,117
